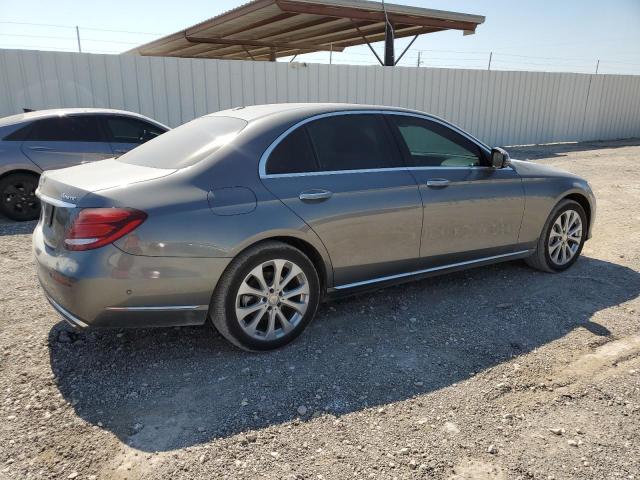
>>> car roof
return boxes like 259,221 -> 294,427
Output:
0,108 -> 169,129
207,102 -> 491,154
208,103 -> 423,123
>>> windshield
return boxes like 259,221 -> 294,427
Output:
116,116 -> 247,169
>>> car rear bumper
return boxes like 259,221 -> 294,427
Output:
33,224 -> 231,328
45,293 -> 90,328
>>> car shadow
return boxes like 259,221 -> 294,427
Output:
48,256 -> 639,452
508,137 -> 640,160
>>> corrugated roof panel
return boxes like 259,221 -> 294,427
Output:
127,0 -> 485,61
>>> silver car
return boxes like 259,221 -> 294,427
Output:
33,103 -> 596,351
0,108 -> 168,221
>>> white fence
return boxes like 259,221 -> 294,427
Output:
1,48 -> 639,146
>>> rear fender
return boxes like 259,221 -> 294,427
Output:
0,143 -> 41,178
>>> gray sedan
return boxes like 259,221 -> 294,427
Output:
33,103 -> 596,351
0,108 -> 168,221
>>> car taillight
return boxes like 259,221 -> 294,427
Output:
64,208 -> 147,251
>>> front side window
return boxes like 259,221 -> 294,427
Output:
104,116 -> 166,144
305,114 -> 401,172
26,115 -> 103,142
390,116 -> 483,167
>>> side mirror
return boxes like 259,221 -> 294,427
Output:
490,147 -> 511,169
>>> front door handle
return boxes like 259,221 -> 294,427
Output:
299,189 -> 333,201
28,145 -> 53,151
113,149 -> 128,154
426,178 -> 450,188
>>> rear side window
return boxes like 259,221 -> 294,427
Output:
390,116 -> 483,167
104,116 -> 166,144
25,115 -> 103,142
116,116 -> 247,169
266,127 -> 318,175
305,114 -> 401,172
2,124 -> 31,141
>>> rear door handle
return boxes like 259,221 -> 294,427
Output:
114,149 -> 128,154
426,178 -> 450,188
28,145 -> 53,151
299,189 -> 333,201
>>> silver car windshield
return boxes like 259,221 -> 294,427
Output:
116,116 -> 247,169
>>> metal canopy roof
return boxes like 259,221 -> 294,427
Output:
127,0 -> 485,63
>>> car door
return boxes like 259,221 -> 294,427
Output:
386,114 -> 525,266
20,115 -> 113,171
260,112 -> 422,287
101,115 -> 166,156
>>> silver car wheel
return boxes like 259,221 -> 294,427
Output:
548,209 -> 583,266
234,259 -> 310,341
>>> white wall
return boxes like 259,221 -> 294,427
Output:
1,49 -> 639,146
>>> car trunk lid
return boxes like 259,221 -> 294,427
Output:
36,159 -> 175,250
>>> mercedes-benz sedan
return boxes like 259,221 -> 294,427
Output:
33,103 -> 596,351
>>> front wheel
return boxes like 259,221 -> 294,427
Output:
210,241 -> 320,351
526,199 -> 587,273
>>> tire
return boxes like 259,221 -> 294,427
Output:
209,241 -> 321,351
525,199 -> 587,273
0,172 -> 40,221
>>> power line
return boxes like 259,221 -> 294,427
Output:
0,44 -> 122,53
0,21 -> 163,35
329,47 -> 637,68
0,21 -> 74,29
2,20 -> 637,70
0,33 -> 140,45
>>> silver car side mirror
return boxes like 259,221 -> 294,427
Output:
490,147 -> 511,168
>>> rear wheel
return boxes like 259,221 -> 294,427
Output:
210,241 -> 320,351
0,173 -> 40,221
526,199 -> 586,272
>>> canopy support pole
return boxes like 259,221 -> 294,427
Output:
242,46 -> 256,61
394,34 -> 419,65
384,21 -> 394,66
351,21 -> 383,66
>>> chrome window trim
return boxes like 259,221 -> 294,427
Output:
259,109 -> 493,179
264,166 -> 410,179
334,250 -> 531,290
35,189 -> 77,208
263,165 -> 507,179
409,165 -> 513,171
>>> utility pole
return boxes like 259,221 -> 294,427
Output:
75,26 -> 82,53
417,51 -> 421,67
488,51 -> 493,70
595,59 -> 600,74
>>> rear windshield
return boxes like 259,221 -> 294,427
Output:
116,116 -> 247,169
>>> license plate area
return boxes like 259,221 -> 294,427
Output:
41,202 -> 71,250
42,203 -> 55,227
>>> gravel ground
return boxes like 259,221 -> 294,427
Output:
1,139 -> 639,480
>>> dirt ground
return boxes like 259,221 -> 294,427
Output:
0,139 -> 639,480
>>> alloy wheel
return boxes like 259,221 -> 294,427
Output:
235,259 -> 310,341
547,209 -> 582,266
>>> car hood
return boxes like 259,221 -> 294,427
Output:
509,158 -> 583,180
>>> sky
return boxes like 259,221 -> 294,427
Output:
0,0 -> 639,75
